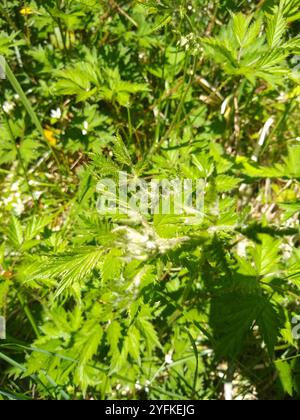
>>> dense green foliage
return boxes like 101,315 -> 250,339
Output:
1,0 -> 300,400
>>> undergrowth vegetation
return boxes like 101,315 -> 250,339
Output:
0,0 -> 300,400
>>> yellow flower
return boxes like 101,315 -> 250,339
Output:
44,128 -> 57,146
20,6 -> 33,16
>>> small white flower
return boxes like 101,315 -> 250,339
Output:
153,106 -> 159,118
82,120 -> 89,135
50,108 -> 62,119
277,92 -> 287,103
33,191 -> 43,200
3,196 -> 13,206
11,181 -> 20,192
3,101 -> 15,114
165,352 -> 173,365
135,381 -> 142,391
179,36 -> 189,48
144,380 -> 151,393
146,241 -> 157,250
12,200 -> 25,216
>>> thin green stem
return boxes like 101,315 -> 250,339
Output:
17,292 -> 40,338
4,60 -> 62,172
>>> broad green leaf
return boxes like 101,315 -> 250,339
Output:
210,293 -> 279,359
251,235 -> 281,277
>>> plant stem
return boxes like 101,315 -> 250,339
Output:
4,61 -> 62,170
17,292 -> 40,338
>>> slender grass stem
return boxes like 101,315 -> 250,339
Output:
17,292 -> 40,338
4,61 -> 61,169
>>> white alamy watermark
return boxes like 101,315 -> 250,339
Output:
291,54 -> 300,79
0,316 -> 5,340
292,55 -> 300,74
96,172 -> 211,224
0,56 -> 6,79
292,315 -> 300,340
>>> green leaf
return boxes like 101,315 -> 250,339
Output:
74,321 -> 103,390
283,145 -> 300,178
210,293 -> 279,359
256,299 -> 279,356
7,216 -> 23,249
150,14 -> 172,34
32,248 -> 104,296
107,320 -> 122,354
279,202 -> 300,221
125,325 -> 141,364
232,12 -> 253,47
251,234 -> 281,277
266,4 -> 287,49
136,316 -> 162,352
24,215 -> 54,243
101,249 -> 123,283
201,7 -> 291,87
113,133 -> 132,167
215,175 -> 242,192
0,32 -> 24,56
75,321 -> 103,365
54,62 -> 99,102
91,153 -> 120,178
275,360 -> 293,396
